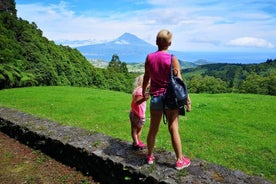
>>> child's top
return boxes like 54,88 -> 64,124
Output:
131,87 -> 146,118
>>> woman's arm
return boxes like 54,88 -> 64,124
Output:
142,57 -> 150,96
171,56 -> 182,79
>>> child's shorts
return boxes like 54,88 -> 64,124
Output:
129,112 -> 145,128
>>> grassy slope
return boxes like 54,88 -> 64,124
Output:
0,86 -> 275,182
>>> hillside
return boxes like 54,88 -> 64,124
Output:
183,59 -> 276,79
0,3 -> 97,89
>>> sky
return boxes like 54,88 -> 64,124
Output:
15,0 -> 276,53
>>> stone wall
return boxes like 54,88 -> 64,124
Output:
0,107 -> 273,184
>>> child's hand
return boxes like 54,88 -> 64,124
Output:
144,92 -> 149,100
186,97 -> 191,112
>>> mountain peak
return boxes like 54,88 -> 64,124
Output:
112,33 -> 149,45
118,32 -> 139,40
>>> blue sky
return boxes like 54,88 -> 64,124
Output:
15,0 -> 276,52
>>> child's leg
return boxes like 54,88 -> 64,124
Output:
136,126 -> 142,143
130,112 -> 139,145
131,123 -> 139,145
130,112 -> 146,149
130,112 -> 138,145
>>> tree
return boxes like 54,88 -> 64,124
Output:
188,74 -> 227,93
201,75 -> 227,93
267,70 -> 276,95
107,54 -> 128,73
188,74 -> 202,93
240,72 -> 268,94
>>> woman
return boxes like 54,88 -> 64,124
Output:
142,29 -> 191,170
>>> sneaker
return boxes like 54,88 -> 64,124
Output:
138,140 -> 146,147
146,154 -> 155,165
132,142 -> 145,150
175,156 -> 191,170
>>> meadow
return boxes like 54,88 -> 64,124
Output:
0,86 -> 275,182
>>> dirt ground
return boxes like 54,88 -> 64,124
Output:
0,131 -> 98,184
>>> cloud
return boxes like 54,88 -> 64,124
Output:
17,3 -> 146,43
16,0 -> 276,52
226,37 -> 275,48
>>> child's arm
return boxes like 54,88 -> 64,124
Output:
134,93 -> 149,105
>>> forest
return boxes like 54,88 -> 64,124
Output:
1,0 -> 276,95
183,60 -> 276,95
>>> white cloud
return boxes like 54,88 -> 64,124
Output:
17,3 -> 146,43
227,37 -> 275,49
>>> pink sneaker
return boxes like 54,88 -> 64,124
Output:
132,142 -> 145,150
146,154 -> 155,165
175,156 -> 191,170
138,140 -> 146,147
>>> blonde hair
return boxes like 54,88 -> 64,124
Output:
156,29 -> 172,49
133,74 -> 144,89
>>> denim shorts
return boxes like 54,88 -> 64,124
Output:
150,96 -> 165,111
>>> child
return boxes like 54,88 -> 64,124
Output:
129,74 -> 149,150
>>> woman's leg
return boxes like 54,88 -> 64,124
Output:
165,109 -> 183,161
147,110 -> 163,156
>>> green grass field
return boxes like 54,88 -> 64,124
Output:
0,86 -> 275,182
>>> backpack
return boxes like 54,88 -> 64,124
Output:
163,74 -> 188,109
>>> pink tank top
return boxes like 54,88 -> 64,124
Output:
131,87 -> 146,118
147,51 -> 172,96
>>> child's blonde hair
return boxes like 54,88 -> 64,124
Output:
133,74 -> 144,89
156,29 -> 172,49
